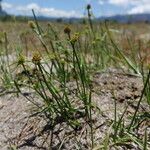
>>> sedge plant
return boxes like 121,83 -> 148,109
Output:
14,10 -> 95,148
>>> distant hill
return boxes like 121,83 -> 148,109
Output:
36,13 -> 150,23
1,11 -> 150,23
99,13 -> 150,23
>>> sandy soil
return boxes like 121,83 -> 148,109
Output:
0,69 -> 150,150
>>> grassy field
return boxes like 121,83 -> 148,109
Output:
0,8 -> 150,150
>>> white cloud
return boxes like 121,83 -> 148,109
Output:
106,0 -> 146,6
128,4 -> 150,14
1,2 -> 83,18
98,0 -> 104,5
1,2 -> 13,9
127,0 -> 150,14
108,0 -> 128,6
98,0 -> 150,14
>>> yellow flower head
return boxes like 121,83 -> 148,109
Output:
32,53 -> 41,64
70,34 -> 79,44
64,26 -> 71,34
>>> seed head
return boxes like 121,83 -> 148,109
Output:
64,26 -> 71,34
47,23 -> 51,27
60,58 -> 66,65
28,21 -> 36,29
92,41 -> 96,45
17,55 -> 25,65
48,53 -> 56,61
74,32 -> 80,37
96,37 -> 100,41
32,53 -> 41,65
87,4 -> 91,10
70,34 -> 79,45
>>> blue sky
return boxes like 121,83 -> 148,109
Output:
2,0 -> 150,18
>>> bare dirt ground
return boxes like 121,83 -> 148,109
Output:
0,69 -> 150,150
